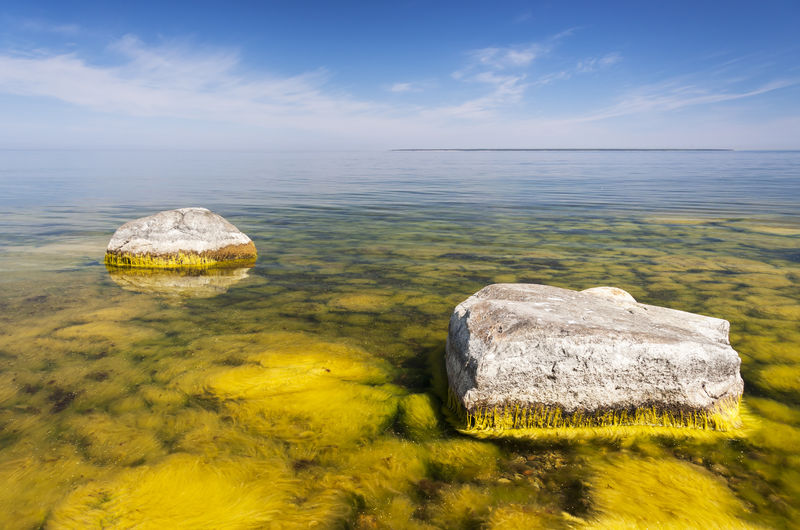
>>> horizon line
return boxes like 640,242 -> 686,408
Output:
391,148 -> 735,152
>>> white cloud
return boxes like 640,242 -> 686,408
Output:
388,81 -> 426,93
577,78 -> 797,122
576,52 -> 621,73
459,43 -> 542,74
0,38 -> 381,128
0,35 -> 794,149
389,82 -> 413,93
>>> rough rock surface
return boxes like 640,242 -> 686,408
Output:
581,286 -> 637,304
105,208 -> 256,267
446,283 -> 743,422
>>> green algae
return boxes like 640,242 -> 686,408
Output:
0,208 -> 799,528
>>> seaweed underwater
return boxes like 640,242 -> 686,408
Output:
0,204 -> 799,529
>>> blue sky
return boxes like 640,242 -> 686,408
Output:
0,1 -> 798,149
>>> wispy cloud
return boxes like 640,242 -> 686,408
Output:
388,82 -> 414,93
449,30 -> 615,116
0,36 -> 381,127
387,81 -> 431,94
0,34 -> 794,148
577,78 -> 797,122
466,44 -> 541,70
575,52 -> 621,73
452,35 -> 564,79
531,52 -> 621,87
10,16 -> 80,36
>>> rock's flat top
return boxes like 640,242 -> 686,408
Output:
446,283 -> 743,416
106,208 -> 254,257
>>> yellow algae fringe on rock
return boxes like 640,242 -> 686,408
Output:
447,388 -> 743,437
104,242 -> 257,269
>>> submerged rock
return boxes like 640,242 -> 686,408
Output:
105,208 -> 256,268
446,284 -> 743,431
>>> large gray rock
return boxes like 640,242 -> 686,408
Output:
105,208 -> 256,268
446,284 -> 743,429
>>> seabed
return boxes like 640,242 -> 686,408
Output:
0,208 -> 798,528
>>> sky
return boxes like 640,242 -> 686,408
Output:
0,1 -> 798,150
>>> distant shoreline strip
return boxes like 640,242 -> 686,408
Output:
391,148 -> 733,152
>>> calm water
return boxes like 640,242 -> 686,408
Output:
0,150 -> 798,528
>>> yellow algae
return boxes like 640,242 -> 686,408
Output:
200,333 -> 401,447
428,484 -> 495,529
53,320 -> 161,345
330,292 -> 394,312
398,393 -> 442,441
107,394 -> 150,415
644,216 -> 718,225
104,250 -> 256,269
647,255 -> 717,272
3,205 -> 800,528
399,324 -> 442,342
336,438 -> 428,505
737,224 -> 800,236
213,375 -> 400,446
80,303 -> 155,323
138,384 -> 187,408
0,373 -> 18,404
165,409 -> 285,460
448,388 -> 743,434
731,273 -> 795,290
426,438 -> 501,482
485,504 -> 553,529
66,413 -> 165,466
756,364 -> 800,394
0,453 -> 105,530
49,453 -> 293,529
747,417 -> 800,453
586,455 -> 755,529
733,335 -> 799,364
365,496 -> 437,529
745,397 -> 800,425
761,304 -> 800,321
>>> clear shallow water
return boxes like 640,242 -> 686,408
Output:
0,150 -> 799,528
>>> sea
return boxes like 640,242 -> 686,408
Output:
0,149 -> 798,528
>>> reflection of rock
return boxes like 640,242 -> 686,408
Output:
446,283 -> 744,431
105,208 -> 257,268
106,264 -> 253,298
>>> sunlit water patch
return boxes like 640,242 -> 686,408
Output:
0,150 -> 798,528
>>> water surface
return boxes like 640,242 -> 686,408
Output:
0,150 -> 798,528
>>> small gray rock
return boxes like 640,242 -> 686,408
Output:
105,208 -> 257,268
446,283 -> 743,430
